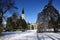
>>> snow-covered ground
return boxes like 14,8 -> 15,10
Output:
0,30 -> 60,40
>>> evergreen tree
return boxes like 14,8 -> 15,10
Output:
17,16 -> 28,31
37,0 -> 59,32
22,19 -> 28,30
6,12 -> 18,31
12,13 -> 18,31
48,16 -> 58,32
57,14 -> 60,29
6,17 -> 13,31
17,16 -> 22,30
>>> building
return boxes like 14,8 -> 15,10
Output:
21,7 -> 24,19
28,23 -> 37,30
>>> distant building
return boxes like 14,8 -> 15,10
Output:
29,23 -> 37,30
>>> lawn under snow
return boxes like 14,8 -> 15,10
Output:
0,30 -> 60,40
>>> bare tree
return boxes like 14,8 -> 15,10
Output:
0,0 -> 17,33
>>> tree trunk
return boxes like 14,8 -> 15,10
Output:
54,27 -> 58,32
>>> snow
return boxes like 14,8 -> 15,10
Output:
0,30 -> 60,40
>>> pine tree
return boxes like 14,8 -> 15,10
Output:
17,16 -> 28,31
6,17 -> 13,31
12,13 -> 18,31
22,19 -> 28,30
6,12 -> 18,31
57,14 -> 60,29
37,0 -> 59,32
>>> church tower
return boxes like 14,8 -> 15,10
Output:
22,7 -> 24,19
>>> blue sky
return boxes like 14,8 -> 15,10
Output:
4,0 -> 60,24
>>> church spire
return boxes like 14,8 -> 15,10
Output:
48,0 -> 53,5
22,7 -> 24,19
22,7 -> 24,14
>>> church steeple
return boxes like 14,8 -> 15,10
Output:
22,7 -> 24,19
22,7 -> 24,14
